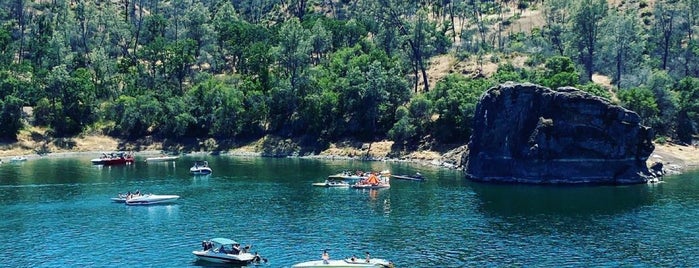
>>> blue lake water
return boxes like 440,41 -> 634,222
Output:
1,155 -> 698,267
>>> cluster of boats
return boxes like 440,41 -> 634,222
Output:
92,152 -> 212,176
314,170 -> 426,189
192,238 -> 393,267
100,154 -> 402,266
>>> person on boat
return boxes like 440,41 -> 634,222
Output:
231,243 -> 241,254
365,252 -> 371,263
350,255 -> 357,262
218,245 -> 227,253
322,250 -> 330,264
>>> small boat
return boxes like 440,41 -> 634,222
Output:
10,156 -> 27,162
91,152 -> 135,165
329,170 -> 391,181
124,194 -> 180,205
292,258 -> 393,268
312,179 -> 350,188
190,161 -> 212,175
328,171 -> 370,181
391,172 -> 426,181
351,173 -> 390,189
193,238 -> 266,265
145,155 -> 179,162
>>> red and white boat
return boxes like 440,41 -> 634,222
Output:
91,152 -> 135,165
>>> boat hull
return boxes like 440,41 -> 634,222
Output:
351,184 -> 390,189
91,158 -> 134,165
125,194 -> 180,205
190,168 -> 212,175
391,175 -> 425,181
192,251 -> 254,264
312,181 -> 350,187
292,259 -> 392,268
145,156 -> 179,162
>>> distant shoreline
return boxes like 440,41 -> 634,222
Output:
1,138 -> 697,176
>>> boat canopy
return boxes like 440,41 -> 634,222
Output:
367,174 -> 380,184
210,238 -> 238,245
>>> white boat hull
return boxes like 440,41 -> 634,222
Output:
312,181 -> 350,187
192,251 -> 255,264
351,184 -> 390,189
125,194 -> 180,205
190,169 -> 212,175
292,259 -> 392,268
145,156 -> 179,162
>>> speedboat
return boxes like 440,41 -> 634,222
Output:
190,161 -> 212,175
328,171 -> 370,181
124,194 -> 180,205
10,156 -> 27,162
391,172 -> 426,181
193,238 -> 266,265
91,152 -> 135,165
145,155 -> 179,162
292,258 -> 393,268
312,179 -> 350,188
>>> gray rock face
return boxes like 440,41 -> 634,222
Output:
465,82 -> 656,184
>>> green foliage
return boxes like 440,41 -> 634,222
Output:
618,87 -> 659,126
675,78 -> 699,143
0,0 -> 697,146
388,106 -> 417,147
537,56 -> 579,89
428,74 -> 492,143
0,94 -> 23,139
577,83 -> 612,100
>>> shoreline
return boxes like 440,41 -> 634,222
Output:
1,135 -> 698,176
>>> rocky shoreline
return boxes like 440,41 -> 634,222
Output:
0,135 -> 696,177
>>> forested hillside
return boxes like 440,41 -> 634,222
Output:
0,0 -> 698,154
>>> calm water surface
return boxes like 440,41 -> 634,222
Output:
1,155 -> 698,267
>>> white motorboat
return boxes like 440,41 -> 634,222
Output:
10,156 -> 27,162
190,161 -> 212,175
145,155 -> 179,162
292,258 -> 393,268
124,194 -> 180,205
391,172 -> 426,181
312,179 -> 350,188
193,238 -> 266,265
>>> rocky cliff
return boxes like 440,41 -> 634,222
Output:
465,82 -> 656,184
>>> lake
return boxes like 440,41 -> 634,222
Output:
1,155 -> 698,267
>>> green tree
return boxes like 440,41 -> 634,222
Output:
675,77 -> 699,143
618,87 -> 659,127
0,94 -> 23,139
429,74 -> 491,143
571,0 -> 607,82
539,56 -> 579,89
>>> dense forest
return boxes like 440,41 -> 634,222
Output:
0,0 -> 698,152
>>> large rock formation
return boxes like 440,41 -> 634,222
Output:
465,82 -> 656,184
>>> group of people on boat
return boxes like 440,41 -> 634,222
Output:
119,190 -> 142,200
201,240 -> 249,255
100,151 -> 134,159
321,250 -> 394,267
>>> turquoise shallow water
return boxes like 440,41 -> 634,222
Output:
1,155 -> 698,267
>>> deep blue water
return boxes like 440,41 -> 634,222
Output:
1,155 -> 698,267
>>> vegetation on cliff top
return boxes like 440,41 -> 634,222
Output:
1,0 -> 699,157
